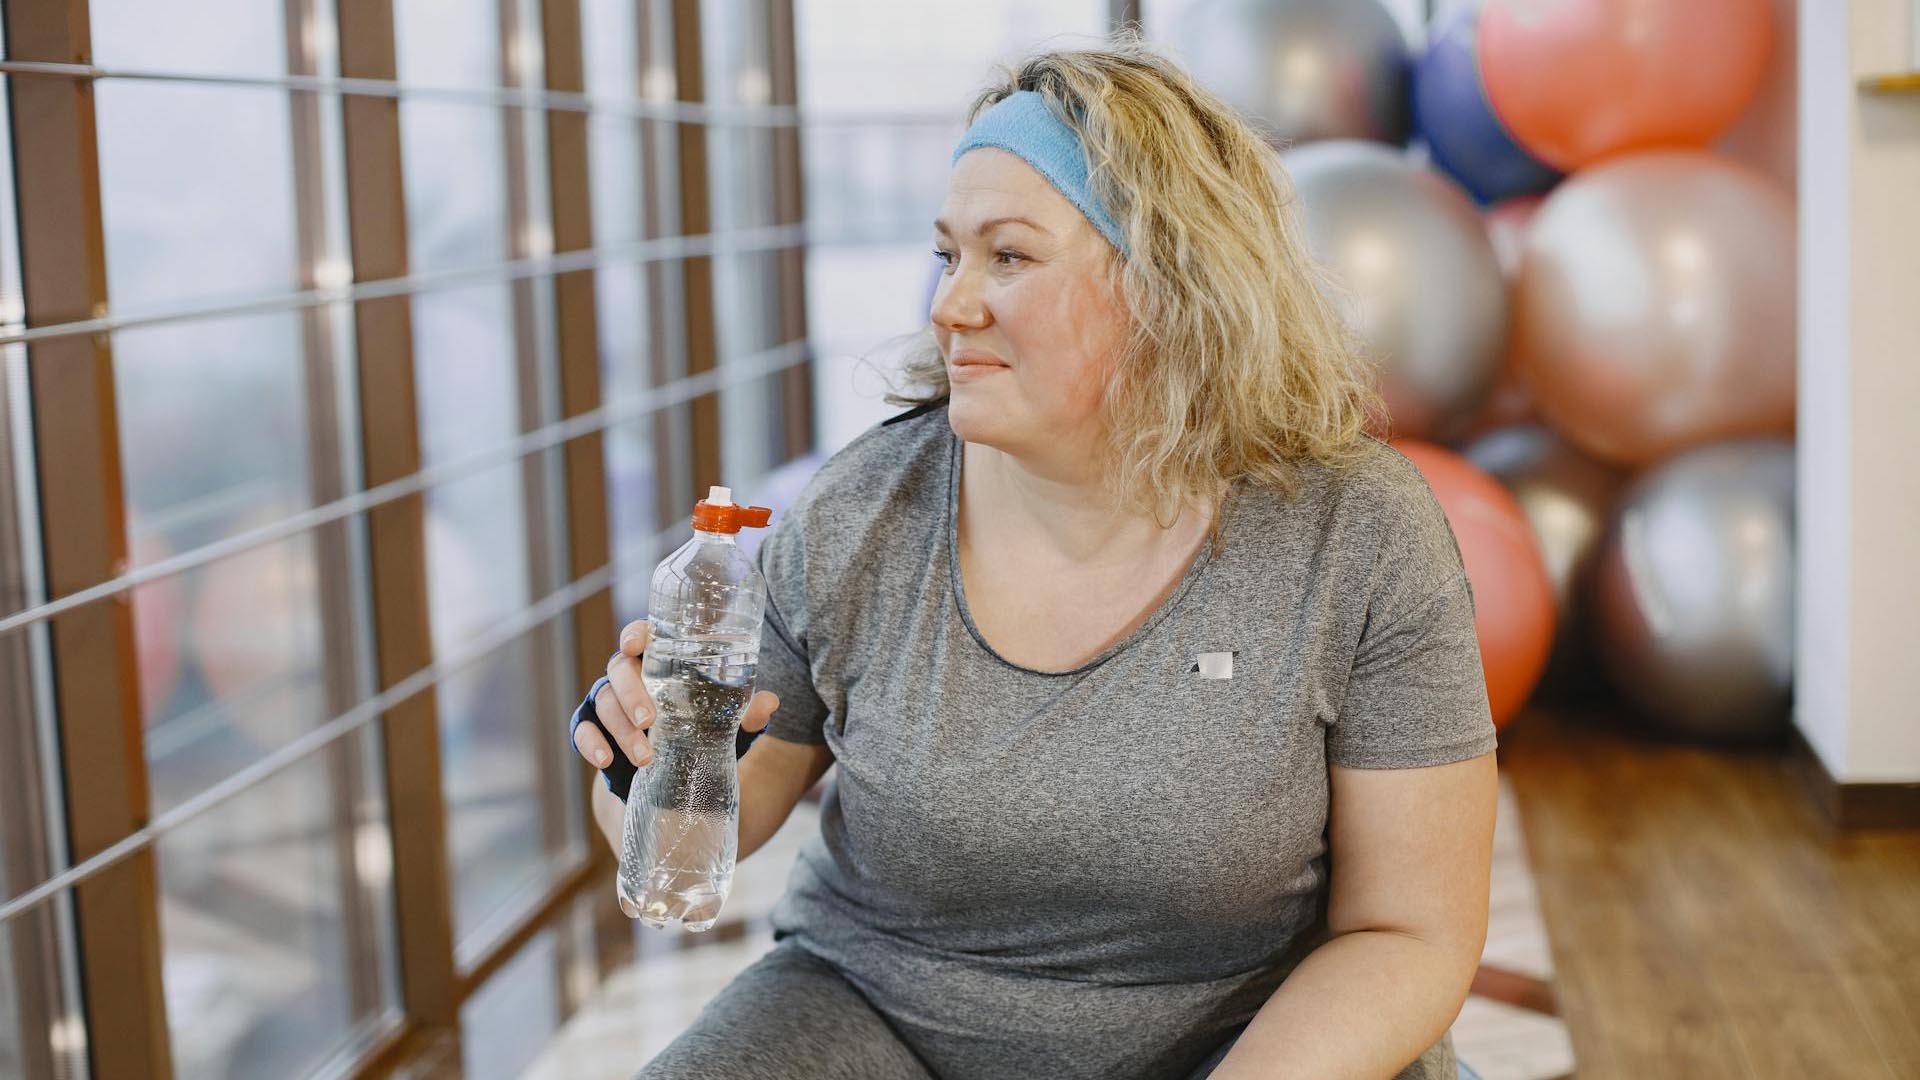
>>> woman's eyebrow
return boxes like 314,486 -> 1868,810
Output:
933,216 -> 1053,238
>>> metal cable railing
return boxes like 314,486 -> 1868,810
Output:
0,338 -> 808,639
0,59 -> 801,126
0,62 -> 955,922
0,60 -> 965,129
0,223 -> 806,347
0,516 -> 663,924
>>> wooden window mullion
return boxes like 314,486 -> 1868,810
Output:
335,0 -> 459,1030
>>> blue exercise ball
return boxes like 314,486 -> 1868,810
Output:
1413,0 -> 1559,205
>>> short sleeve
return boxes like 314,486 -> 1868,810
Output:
1328,466 -> 1497,770
754,510 -> 830,745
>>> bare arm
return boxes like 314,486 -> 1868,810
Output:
1209,752 -> 1497,1079
738,734 -> 834,857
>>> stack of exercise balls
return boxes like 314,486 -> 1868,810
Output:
1168,0 -> 1794,741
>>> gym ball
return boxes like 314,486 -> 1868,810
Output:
1463,424 -> 1625,690
1170,0 -> 1411,146
1589,438 -> 1795,741
1285,140 -> 1507,441
1482,194 -> 1542,279
1458,195 -> 1546,440
1393,438 -> 1556,729
1478,0 -> 1773,170
1413,0 -> 1560,204
1716,0 -> 1797,193
1512,151 -> 1794,467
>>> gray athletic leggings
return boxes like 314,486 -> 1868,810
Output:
636,941 -> 1238,1080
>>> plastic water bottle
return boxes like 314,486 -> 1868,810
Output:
617,485 -> 772,931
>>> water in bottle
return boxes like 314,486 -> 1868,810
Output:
617,486 -> 772,931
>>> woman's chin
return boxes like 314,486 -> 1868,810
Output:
945,395 -> 1006,446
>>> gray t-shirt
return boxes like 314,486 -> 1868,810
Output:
753,401 -> 1496,1080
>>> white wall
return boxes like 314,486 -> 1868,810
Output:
1795,0 -> 1920,782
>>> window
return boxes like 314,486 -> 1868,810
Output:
393,0 -> 585,964
796,0 -> 1108,451
705,0 -> 789,487
92,1 -> 400,1074
582,0 -> 681,620
0,51 -> 88,1079
0,0 -> 814,1075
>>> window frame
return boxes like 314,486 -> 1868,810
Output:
0,0 -> 815,1074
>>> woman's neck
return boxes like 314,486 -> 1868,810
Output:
961,438 -> 1213,564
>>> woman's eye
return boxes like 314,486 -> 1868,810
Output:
929,248 -> 1024,269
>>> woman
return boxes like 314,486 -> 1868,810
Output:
571,37 -> 1497,1080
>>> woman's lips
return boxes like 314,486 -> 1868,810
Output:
949,349 -> 1009,381
948,360 -> 1006,382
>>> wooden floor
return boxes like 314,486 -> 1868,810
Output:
1503,708 -> 1920,1079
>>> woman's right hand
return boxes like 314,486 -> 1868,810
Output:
568,618 -> 787,853
570,619 -> 781,773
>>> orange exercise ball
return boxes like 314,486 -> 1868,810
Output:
1512,151 -> 1795,467
1716,0 -> 1797,194
1392,439 -> 1556,729
1478,0 -> 1773,170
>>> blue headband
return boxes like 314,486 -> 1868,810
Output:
951,91 -> 1129,257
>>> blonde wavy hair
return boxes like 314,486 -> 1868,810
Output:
885,30 -> 1384,527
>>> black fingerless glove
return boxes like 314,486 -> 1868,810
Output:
566,670 -> 764,804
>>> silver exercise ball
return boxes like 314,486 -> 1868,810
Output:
1465,424 -> 1626,690
1284,140 -> 1507,440
1589,439 -> 1795,740
1513,151 -> 1796,466
1169,0 -> 1411,146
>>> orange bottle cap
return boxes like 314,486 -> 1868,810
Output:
691,485 -> 773,534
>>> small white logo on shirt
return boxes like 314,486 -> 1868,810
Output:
1191,652 -> 1235,680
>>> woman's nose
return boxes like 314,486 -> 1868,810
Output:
930,262 -> 989,331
